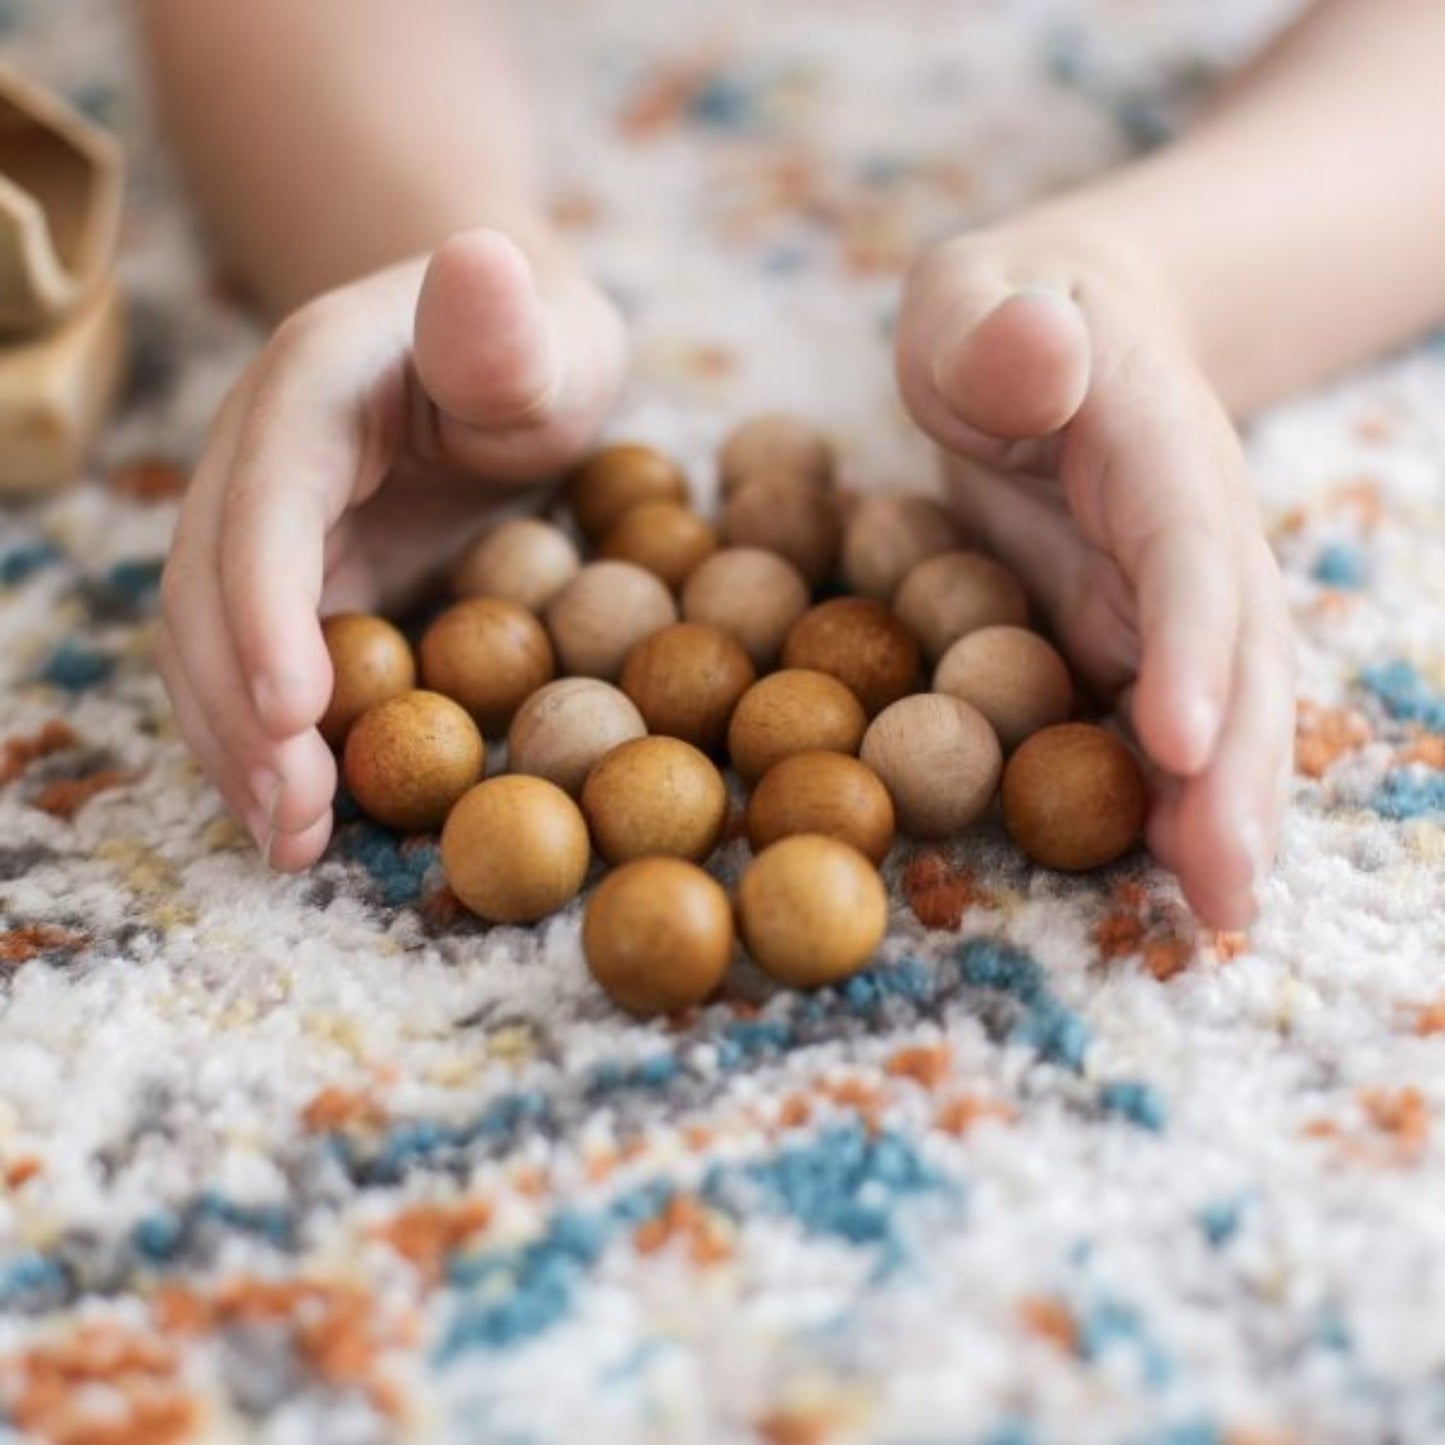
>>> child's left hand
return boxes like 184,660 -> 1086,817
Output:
894,222 -> 1295,930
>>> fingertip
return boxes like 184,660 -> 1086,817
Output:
1133,676 -> 1222,779
932,287 -> 1090,440
265,811 -> 335,872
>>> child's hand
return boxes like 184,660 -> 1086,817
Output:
895,224 -> 1294,930
157,229 -> 626,868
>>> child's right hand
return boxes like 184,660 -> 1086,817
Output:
157,229 -> 627,868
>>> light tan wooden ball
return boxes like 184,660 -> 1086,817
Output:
933,624 -> 1074,751
566,443 -> 689,539
840,493 -> 959,600
419,597 -> 555,735
580,736 -> 729,865
506,678 -> 648,797
859,693 -> 1002,839
726,668 -> 868,785
450,517 -> 581,612
619,622 -> 756,753
440,775 -> 591,923
893,550 -> 1030,662
343,689 -> 484,833
746,751 -> 895,864
781,597 -> 921,717
544,561 -> 679,680
319,613 -> 416,748
717,414 -> 834,498
1000,723 -> 1147,871
721,477 -> 841,588
680,547 -> 810,668
735,834 -> 888,988
598,501 -> 719,591
583,858 -> 734,1017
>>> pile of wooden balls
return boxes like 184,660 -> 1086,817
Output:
325,417 -> 1148,1017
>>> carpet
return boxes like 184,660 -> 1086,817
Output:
4,1 -> 1445,1441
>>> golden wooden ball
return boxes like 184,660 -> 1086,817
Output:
721,476 -> 841,588
746,751 -> 895,864
1000,723 -> 1147,871
598,501 -> 719,591
566,443 -> 689,539
717,414 -> 833,498
419,596 -> 555,735
580,736 -> 729,865
450,517 -> 581,613
544,561 -> 679,680
440,775 -> 591,923
680,547 -> 810,668
893,550 -> 1030,662
582,858 -> 734,1017
840,493 -> 959,599
781,597 -> 921,717
726,668 -> 868,785
933,624 -> 1074,751
319,613 -> 416,749
506,678 -> 648,797
735,835 -> 888,988
342,689 -> 484,833
619,622 -> 756,754
860,693 -> 1002,839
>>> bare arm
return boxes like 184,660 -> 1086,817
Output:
137,0 -> 558,313
1040,0 -> 1445,413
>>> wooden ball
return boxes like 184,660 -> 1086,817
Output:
717,414 -> 833,498
1000,723 -> 1147,871
343,690 -> 484,833
583,858 -> 733,1016
860,694 -> 1002,839
619,622 -> 756,753
545,561 -> 679,680
681,547 -> 810,668
721,477 -> 841,588
781,597 -> 921,717
567,443 -> 688,539
319,613 -> 416,748
893,550 -> 1029,662
598,501 -> 718,591
735,835 -> 887,987
507,678 -> 647,797
934,625 -> 1073,751
746,751 -> 895,864
440,775 -> 590,923
581,736 -> 729,865
726,668 -> 868,785
840,493 -> 959,599
419,597 -> 555,735
450,518 -> 581,612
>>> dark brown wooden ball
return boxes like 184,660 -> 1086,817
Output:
342,690 -> 484,833
726,668 -> 868,785
598,501 -> 719,591
721,477 -> 841,588
580,736 -> 729,865
1001,723 -> 1148,871
746,751 -> 895,864
583,858 -> 734,1017
419,597 -> 556,735
566,443 -> 689,539
319,613 -> 416,748
440,775 -> 591,923
717,415 -> 834,498
619,622 -> 756,754
781,597 -> 921,717
735,835 -> 888,988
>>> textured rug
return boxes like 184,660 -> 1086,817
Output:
5,2 -> 1445,1442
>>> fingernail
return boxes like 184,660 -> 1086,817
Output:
930,285 -> 1079,394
